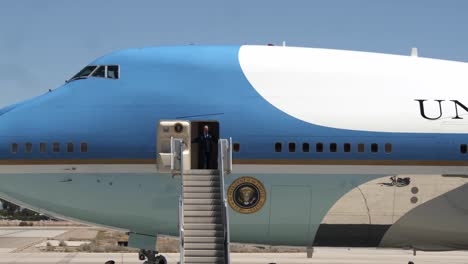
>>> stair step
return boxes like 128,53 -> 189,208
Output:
184,210 -> 222,217
184,198 -> 222,205
184,170 -> 219,175
184,186 -> 220,193
183,180 -> 220,187
184,242 -> 224,250
184,175 -> 220,182
185,230 -> 224,237
184,204 -> 222,211
185,249 -> 224,257
184,216 -> 223,224
184,256 -> 224,263
185,224 -> 223,230
185,230 -> 224,234
185,236 -> 224,243
184,193 -> 221,199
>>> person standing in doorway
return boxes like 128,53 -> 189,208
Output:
192,125 -> 217,169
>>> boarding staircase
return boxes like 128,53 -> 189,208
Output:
172,138 -> 232,264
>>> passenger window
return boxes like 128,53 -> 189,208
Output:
80,143 -> 88,153
344,143 -> 351,153
357,143 -> 365,153
67,143 -> 74,153
107,65 -> 119,79
316,143 -> 323,152
53,142 -> 60,153
92,66 -> 105,78
302,143 -> 310,152
275,142 -> 282,152
330,143 -> 337,152
11,143 -> 18,154
385,143 -> 392,153
40,143 -> 47,153
25,143 -> 32,153
461,144 -> 467,154
289,143 -> 296,152
233,143 -> 240,152
371,143 -> 378,153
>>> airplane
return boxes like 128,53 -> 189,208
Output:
1,44 -> 468,263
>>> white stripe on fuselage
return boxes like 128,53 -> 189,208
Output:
0,164 -> 467,175
239,45 -> 468,133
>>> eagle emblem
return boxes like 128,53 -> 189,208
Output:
227,176 -> 266,214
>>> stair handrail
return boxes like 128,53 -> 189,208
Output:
174,138 -> 185,264
178,195 -> 184,264
218,138 -> 231,264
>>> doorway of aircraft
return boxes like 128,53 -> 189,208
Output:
190,120 -> 219,170
156,120 -> 220,171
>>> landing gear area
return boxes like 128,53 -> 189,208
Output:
138,249 -> 167,264
105,249 -> 167,264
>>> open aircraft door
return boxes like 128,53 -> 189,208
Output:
156,120 -> 191,172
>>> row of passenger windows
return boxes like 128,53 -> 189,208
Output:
233,142 -> 468,154
274,142 -> 393,153
8,142 -> 468,155
10,143 -> 88,154
9,142 -> 468,155
69,65 -> 119,81
218,142 -> 392,154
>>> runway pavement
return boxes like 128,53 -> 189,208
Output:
0,227 -> 69,253
1,249 -> 468,264
0,227 -> 467,263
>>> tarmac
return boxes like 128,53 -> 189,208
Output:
2,250 -> 468,264
1,227 -> 468,263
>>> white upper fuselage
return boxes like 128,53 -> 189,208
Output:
240,46 -> 468,133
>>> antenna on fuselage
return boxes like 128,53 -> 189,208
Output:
411,47 -> 418,57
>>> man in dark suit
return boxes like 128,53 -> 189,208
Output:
192,125 -> 217,169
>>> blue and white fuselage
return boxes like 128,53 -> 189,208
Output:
1,45 -> 468,250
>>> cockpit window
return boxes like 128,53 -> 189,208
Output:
107,65 -> 119,79
70,66 -> 97,81
69,65 -> 119,82
92,66 -> 105,77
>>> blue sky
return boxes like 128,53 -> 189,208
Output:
1,0 -> 468,107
